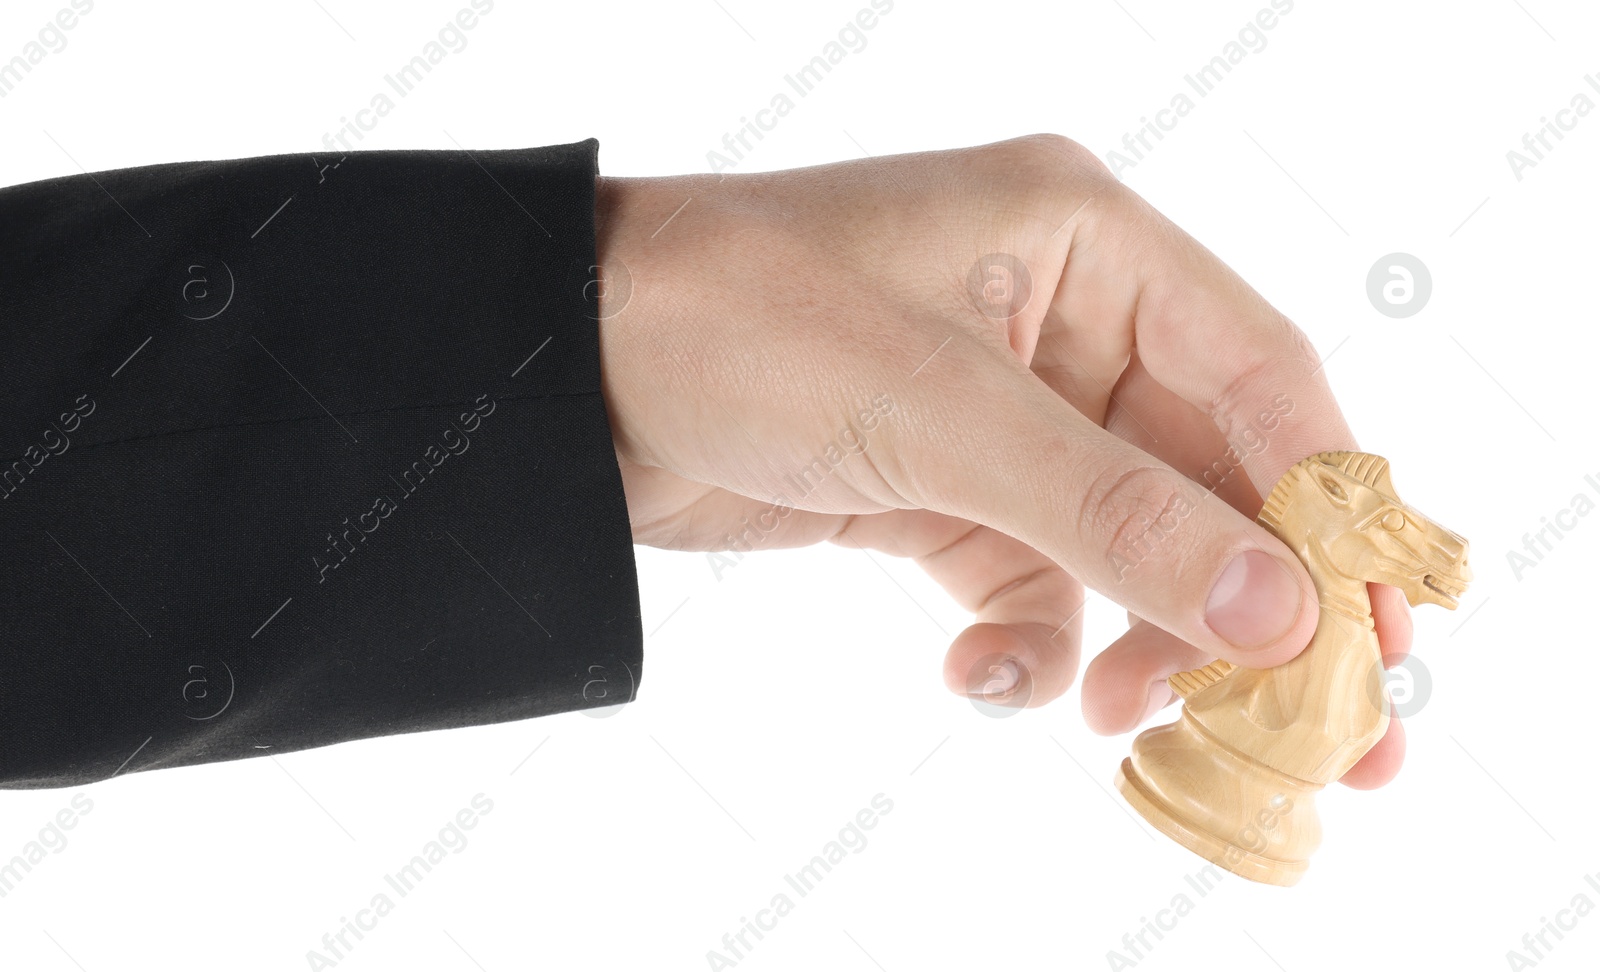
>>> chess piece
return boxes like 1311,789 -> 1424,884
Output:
1115,452 -> 1470,886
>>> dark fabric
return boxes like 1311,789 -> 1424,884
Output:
0,138 -> 642,789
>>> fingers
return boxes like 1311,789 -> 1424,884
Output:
830,509 -> 1084,708
880,337 -> 1317,672
1332,584 -> 1413,788
1081,619 -> 1200,734
1370,581 -> 1414,662
942,621 -> 1079,709
1052,181 -> 1358,496
1096,351 -> 1267,518
1340,715 -> 1406,790
1029,317 -> 1130,430
1042,195 -> 1420,782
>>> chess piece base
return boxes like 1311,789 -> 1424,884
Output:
1114,709 -> 1323,887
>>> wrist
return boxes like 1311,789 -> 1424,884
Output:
593,174 -> 650,469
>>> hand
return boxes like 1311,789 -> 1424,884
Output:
593,134 -> 1413,788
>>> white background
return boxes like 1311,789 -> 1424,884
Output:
2,1 -> 1596,970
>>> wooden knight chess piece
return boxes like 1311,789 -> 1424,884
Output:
1115,451 -> 1471,886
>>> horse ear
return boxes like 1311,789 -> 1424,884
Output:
1361,456 -> 1396,496
1340,453 -> 1394,494
1313,468 -> 1349,503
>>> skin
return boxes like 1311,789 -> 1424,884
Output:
592,133 -> 1413,789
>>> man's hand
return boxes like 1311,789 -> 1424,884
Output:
592,134 -> 1413,789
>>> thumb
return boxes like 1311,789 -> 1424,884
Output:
881,333 -> 1318,669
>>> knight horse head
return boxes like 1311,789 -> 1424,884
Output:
1257,451 -> 1472,611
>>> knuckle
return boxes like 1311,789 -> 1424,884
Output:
975,134 -> 1133,249
1078,465 -> 1200,579
999,132 -> 1117,184
1277,314 -> 1325,373
1251,310 -> 1321,374
1023,132 -> 1097,162
1206,311 -> 1321,436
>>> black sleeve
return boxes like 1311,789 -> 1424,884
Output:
0,138 -> 642,789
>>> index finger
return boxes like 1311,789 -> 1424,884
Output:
1100,192 -> 1358,491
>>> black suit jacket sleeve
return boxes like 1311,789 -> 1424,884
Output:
0,138 -> 642,789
